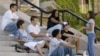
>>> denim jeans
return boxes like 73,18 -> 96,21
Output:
50,45 -> 75,56
47,24 -> 62,34
4,22 -> 17,35
87,33 -> 96,56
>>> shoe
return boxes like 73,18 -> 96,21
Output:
83,51 -> 88,56
76,52 -> 83,55
9,34 -> 14,37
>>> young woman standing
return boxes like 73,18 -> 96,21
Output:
80,11 -> 96,56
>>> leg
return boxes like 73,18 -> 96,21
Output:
50,45 -> 64,56
24,42 -> 44,56
47,24 -> 62,34
76,37 -> 80,53
87,33 -> 95,56
67,37 -> 73,44
4,22 -> 17,35
64,46 -> 75,56
36,44 -> 44,56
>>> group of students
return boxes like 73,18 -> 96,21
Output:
1,3 -> 96,56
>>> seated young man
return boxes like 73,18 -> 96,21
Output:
27,16 -> 50,41
16,20 -> 45,56
1,3 -> 19,36
61,23 -> 81,54
49,29 -> 75,56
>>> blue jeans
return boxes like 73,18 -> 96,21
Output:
50,45 -> 75,56
4,22 -> 17,35
87,33 -> 96,56
47,24 -> 62,34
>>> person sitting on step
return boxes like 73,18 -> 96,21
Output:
47,9 -> 67,35
48,29 -> 75,56
16,20 -> 45,56
1,3 -> 19,36
27,16 -> 50,42
61,23 -> 82,55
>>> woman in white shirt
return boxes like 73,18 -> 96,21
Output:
80,11 -> 95,56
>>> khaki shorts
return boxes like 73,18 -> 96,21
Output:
24,40 -> 45,51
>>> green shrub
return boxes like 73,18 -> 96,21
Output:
55,0 -> 100,39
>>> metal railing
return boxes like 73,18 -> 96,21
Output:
16,0 -> 100,31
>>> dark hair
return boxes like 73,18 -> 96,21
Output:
52,29 -> 60,37
17,20 -> 24,29
88,11 -> 95,19
50,9 -> 59,18
63,23 -> 70,28
30,16 -> 38,22
10,3 -> 17,9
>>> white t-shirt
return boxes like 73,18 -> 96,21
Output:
48,38 -> 64,56
27,24 -> 40,37
1,10 -> 19,30
86,19 -> 95,34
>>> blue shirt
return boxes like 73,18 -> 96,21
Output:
16,29 -> 33,42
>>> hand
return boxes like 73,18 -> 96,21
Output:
67,43 -> 75,48
12,19 -> 17,21
75,34 -> 82,37
40,33 -> 46,37
46,33 -> 52,37
59,22 -> 63,24
79,27 -> 86,31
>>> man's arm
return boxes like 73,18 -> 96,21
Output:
15,38 -> 26,43
29,32 -> 46,38
11,18 -> 18,21
60,41 -> 75,48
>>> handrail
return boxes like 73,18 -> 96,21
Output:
22,0 -> 100,31
24,0 -> 52,14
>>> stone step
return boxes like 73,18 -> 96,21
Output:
0,36 -> 15,41
0,52 -> 83,56
0,52 -> 40,56
0,52 -> 27,56
0,46 -> 15,52
0,41 -> 17,46
0,31 -> 8,36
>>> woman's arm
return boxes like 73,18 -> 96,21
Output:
86,23 -> 94,31
50,18 -> 62,24
79,23 -> 93,31
63,33 -> 75,38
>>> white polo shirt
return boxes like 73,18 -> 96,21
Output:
27,24 -> 40,37
48,38 -> 65,56
1,10 -> 19,30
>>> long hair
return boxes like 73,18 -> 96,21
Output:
88,11 -> 95,19
50,9 -> 59,18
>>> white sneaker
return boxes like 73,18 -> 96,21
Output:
66,55 -> 69,56
9,34 -> 14,37
83,51 -> 88,56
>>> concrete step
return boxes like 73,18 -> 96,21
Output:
0,52 -> 83,56
0,46 -> 15,52
0,52 -> 40,56
0,30 -> 8,36
0,41 -> 17,46
0,36 -> 15,41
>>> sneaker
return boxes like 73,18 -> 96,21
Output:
9,34 -> 14,37
76,52 -> 83,55
83,51 -> 89,56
